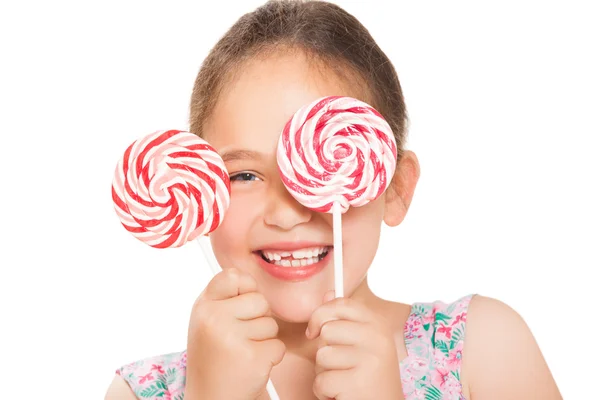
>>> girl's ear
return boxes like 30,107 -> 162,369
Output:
383,150 -> 420,227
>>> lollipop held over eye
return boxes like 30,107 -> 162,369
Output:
112,129 -> 230,250
277,96 -> 397,297
111,129 -> 281,400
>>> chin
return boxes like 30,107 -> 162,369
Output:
267,291 -> 323,323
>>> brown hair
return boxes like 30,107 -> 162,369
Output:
189,0 -> 408,159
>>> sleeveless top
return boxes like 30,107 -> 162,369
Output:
115,294 -> 475,400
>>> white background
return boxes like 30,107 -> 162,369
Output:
1,1 -> 598,398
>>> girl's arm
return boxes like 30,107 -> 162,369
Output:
463,295 -> 562,399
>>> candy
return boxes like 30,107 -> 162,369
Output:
112,129 -> 279,399
277,96 -> 397,298
112,129 -> 230,248
277,96 -> 397,213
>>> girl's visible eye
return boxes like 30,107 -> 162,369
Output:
230,172 -> 260,182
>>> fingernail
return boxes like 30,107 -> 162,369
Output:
305,327 -> 310,338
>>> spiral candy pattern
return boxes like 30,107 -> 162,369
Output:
112,129 -> 230,248
277,96 -> 397,213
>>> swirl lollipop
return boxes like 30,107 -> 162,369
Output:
111,129 -> 280,400
112,129 -> 230,253
277,96 -> 397,297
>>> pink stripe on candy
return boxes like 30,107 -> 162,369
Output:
111,130 -> 230,248
277,96 -> 397,213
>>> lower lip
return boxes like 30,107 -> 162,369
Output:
255,251 -> 330,281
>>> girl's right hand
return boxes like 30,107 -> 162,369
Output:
184,268 -> 285,399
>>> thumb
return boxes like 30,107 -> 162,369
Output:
322,290 -> 335,304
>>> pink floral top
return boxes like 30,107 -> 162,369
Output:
116,294 -> 474,399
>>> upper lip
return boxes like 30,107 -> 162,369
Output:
253,241 -> 332,252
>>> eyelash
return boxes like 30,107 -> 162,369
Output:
229,172 -> 260,182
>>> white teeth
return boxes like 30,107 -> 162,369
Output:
262,246 -> 330,265
272,256 -> 321,267
276,247 -> 328,260
292,250 -> 305,259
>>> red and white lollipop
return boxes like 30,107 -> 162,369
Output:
111,129 -> 280,400
277,96 -> 397,297
111,129 -> 230,273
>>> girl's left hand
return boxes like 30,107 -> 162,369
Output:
306,292 -> 405,400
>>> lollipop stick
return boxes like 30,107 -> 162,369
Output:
194,236 -> 280,400
333,202 -> 344,298
266,381 -> 279,400
195,236 -> 221,275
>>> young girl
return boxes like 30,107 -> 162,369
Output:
105,1 -> 562,399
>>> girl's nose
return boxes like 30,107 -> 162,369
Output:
263,181 -> 312,230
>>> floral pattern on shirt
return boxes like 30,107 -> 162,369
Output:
400,294 -> 474,399
116,294 -> 475,399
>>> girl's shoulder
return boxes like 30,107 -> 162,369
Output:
402,294 -> 561,399
114,350 -> 187,400
457,294 -> 561,399
399,293 -> 475,399
404,292 -> 475,355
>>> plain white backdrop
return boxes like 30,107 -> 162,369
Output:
1,0 -> 598,398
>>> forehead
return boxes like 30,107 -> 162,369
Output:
204,51 -> 366,154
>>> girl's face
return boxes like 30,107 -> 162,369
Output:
203,51 -> 404,323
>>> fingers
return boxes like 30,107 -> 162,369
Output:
307,298 -> 370,340
204,268 -> 258,301
315,345 -> 358,370
243,316 -> 279,340
256,338 -> 286,367
318,319 -> 364,346
313,370 -> 347,400
226,291 -> 270,320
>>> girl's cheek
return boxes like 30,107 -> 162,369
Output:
214,190 -> 263,245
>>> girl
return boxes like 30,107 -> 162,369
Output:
106,1 -> 562,399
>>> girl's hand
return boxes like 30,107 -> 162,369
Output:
307,292 -> 405,400
184,268 -> 285,399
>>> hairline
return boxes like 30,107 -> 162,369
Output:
201,44 -> 378,140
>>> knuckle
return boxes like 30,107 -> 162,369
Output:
198,306 -> 223,332
315,345 -> 330,365
251,293 -> 270,314
192,299 -> 213,322
221,329 -> 242,349
240,341 -> 258,362
262,317 -> 278,337
320,319 -> 339,341
224,267 -> 240,283
274,339 -> 286,356
313,373 -> 327,396
269,318 -> 280,335
320,321 -> 331,339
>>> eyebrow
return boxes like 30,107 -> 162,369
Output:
219,149 -> 267,163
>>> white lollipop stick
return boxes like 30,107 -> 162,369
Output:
276,97 -> 397,300
332,202 -> 344,298
196,236 -> 221,276
265,380 -> 280,400
194,236 -> 281,400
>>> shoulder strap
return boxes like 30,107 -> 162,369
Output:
116,351 -> 187,400
432,294 -> 475,377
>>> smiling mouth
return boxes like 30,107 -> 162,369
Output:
255,246 -> 331,267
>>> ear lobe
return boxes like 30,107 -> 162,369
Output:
383,150 -> 420,227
